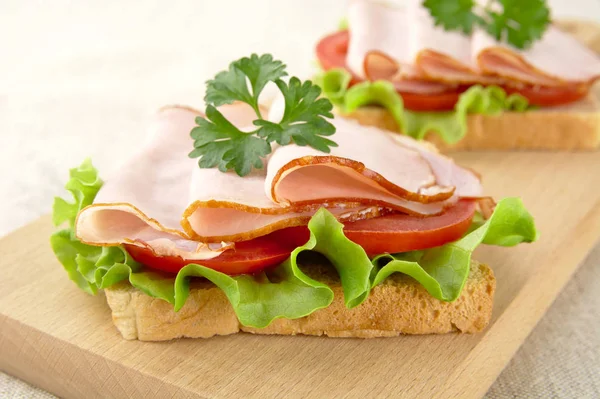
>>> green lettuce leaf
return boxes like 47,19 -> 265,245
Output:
315,68 -> 532,144
50,161 -> 373,327
172,208 -> 373,327
50,159 -> 146,294
52,158 -> 103,228
51,161 -> 537,328
313,68 -> 352,107
371,197 -> 538,301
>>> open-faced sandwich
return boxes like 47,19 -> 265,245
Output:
51,54 -> 537,341
315,0 -> 600,151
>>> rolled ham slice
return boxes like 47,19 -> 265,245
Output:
75,105 -> 235,259
76,101 -> 482,255
390,134 -> 482,198
76,105 -> 390,248
76,105 -> 380,246
347,1 -> 491,85
363,51 -> 456,94
265,116 -> 458,207
347,1 -> 459,93
408,3 -> 491,85
473,26 -> 600,86
183,103 -> 472,240
181,163 -> 387,241
346,0 -> 411,79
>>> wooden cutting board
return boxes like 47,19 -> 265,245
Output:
2,19 -> 600,399
0,150 -> 599,399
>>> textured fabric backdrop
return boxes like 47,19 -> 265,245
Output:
1,1 -> 599,398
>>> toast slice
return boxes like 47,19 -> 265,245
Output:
339,91 -> 600,151
105,260 -> 495,341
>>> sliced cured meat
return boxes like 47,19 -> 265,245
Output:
347,1 -> 495,85
76,101 -> 482,255
316,30 -> 465,109
317,29 -> 456,95
415,49 -> 504,85
267,111 -> 481,205
344,1 -> 600,88
408,3 -> 489,85
390,134 -> 483,198
76,104 -> 387,247
346,0 -> 411,79
363,51 -> 455,94
317,29 -> 591,109
473,26 -> 600,86
265,116 -> 454,203
76,204 -> 232,260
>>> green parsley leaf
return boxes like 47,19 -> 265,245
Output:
423,0 -> 551,49
204,66 -> 253,109
205,54 -> 287,117
484,0 -> 551,49
234,54 -> 287,104
189,105 -> 271,176
255,78 -> 337,152
191,54 -> 337,176
423,0 -> 482,35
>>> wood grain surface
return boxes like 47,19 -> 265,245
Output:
0,150 -> 599,399
2,16 -> 600,399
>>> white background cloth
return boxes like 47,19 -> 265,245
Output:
1,0 -> 599,397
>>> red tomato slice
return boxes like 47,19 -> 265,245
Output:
125,200 -> 476,275
316,30 -> 588,110
124,227 -> 309,276
343,199 -> 476,255
315,30 -> 350,72
504,84 -> 589,107
397,91 -> 462,112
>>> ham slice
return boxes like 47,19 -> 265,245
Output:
474,26 -> 600,86
346,0 -> 600,88
363,51 -> 456,94
181,163 -> 386,241
407,4 -> 504,85
76,102 -> 482,256
265,116 -> 462,208
390,134 -> 482,198
408,3 -> 488,85
347,2 -> 458,94
346,0 -> 411,79
75,105 -> 234,259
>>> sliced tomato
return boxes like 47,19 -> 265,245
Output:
504,84 -> 589,107
316,30 -> 588,110
343,199 -> 476,255
316,30 -> 351,72
125,200 -> 476,276
397,91 -> 462,112
124,227 -> 309,276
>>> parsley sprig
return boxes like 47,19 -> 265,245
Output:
423,0 -> 551,49
190,54 -> 337,176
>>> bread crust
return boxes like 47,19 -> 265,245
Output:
339,92 -> 600,151
105,261 -> 495,341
